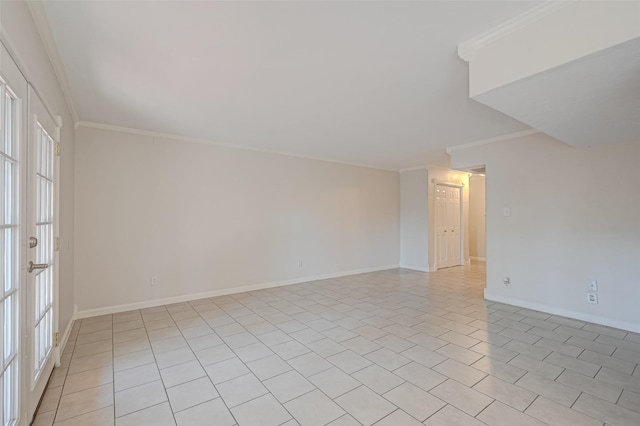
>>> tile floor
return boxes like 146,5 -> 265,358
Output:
33,263 -> 640,425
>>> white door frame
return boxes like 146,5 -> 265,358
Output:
433,180 -> 464,270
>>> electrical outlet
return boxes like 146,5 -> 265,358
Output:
297,260 -> 303,268
587,293 -> 598,304
588,280 -> 598,292
503,277 -> 511,287
151,276 -> 158,286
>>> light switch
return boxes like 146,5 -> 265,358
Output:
503,207 -> 511,217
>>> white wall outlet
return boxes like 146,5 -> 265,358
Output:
297,260 -> 303,268
503,277 -> 511,287
588,280 -> 598,292
503,207 -> 511,217
587,293 -> 598,304
151,276 -> 158,286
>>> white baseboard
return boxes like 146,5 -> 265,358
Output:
399,265 -> 430,273
56,304 -> 77,364
470,256 -> 486,262
76,264 -> 399,319
484,290 -> 640,334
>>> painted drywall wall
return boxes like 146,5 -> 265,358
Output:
74,126 -> 400,314
399,168 -> 428,271
469,175 -> 486,260
1,2 -> 76,338
427,167 -> 470,270
451,133 -> 640,332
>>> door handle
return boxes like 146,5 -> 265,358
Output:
29,237 -> 38,248
28,261 -> 49,273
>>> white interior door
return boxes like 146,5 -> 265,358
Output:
0,46 -> 25,426
435,184 -> 462,269
448,186 -> 461,266
435,185 -> 448,268
25,89 -> 59,420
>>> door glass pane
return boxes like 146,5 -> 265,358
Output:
1,83 -> 19,426
33,123 -> 54,379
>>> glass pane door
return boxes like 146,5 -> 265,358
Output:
32,124 -> 54,379
26,87 -> 59,420
1,80 -> 19,426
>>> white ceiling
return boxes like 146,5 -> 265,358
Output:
42,1 -> 540,170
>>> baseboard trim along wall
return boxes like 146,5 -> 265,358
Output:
57,304 -> 78,365
470,256 -> 486,262
398,265 -> 430,273
485,290 -> 640,334
76,264 -> 399,319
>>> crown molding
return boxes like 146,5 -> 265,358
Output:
445,129 -> 540,155
398,165 -> 428,174
76,121 -> 398,172
458,1 -> 576,62
27,0 -> 79,125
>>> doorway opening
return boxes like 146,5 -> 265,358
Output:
468,167 -> 487,289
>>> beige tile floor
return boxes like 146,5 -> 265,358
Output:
32,263 -> 640,425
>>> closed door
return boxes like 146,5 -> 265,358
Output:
1,42 -> 59,425
446,186 -> 461,266
0,52 -> 23,426
26,90 -> 59,419
435,184 -> 462,269
435,185 -> 448,268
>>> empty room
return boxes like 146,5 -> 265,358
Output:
1,1 -> 639,425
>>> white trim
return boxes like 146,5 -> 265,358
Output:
77,121 -> 397,172
399,265 -> 430,273
26,1 -> 80,125
399,165 -> 428,174
445,129 -> 540,155
0,34 -> 59,128
470,256 -> 486,262
55,309 -> 75,367
431,179 -> 464,188
457,1 -> 575,61
76,264 -> 399,319
484,290 -> 640,334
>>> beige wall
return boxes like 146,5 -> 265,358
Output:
1,1 -> 76,337
469,175 -> 486,260
400,168 -> 429,271
452,134 -> 640,332
74,126 -> 400,315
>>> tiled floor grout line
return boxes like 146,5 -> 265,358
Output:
111,315 -> 116,424
473,398 -> 497,420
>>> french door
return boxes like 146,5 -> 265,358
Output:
25,88 -> 59,420
1,42 -> 59,425
1,55 -> 22,426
